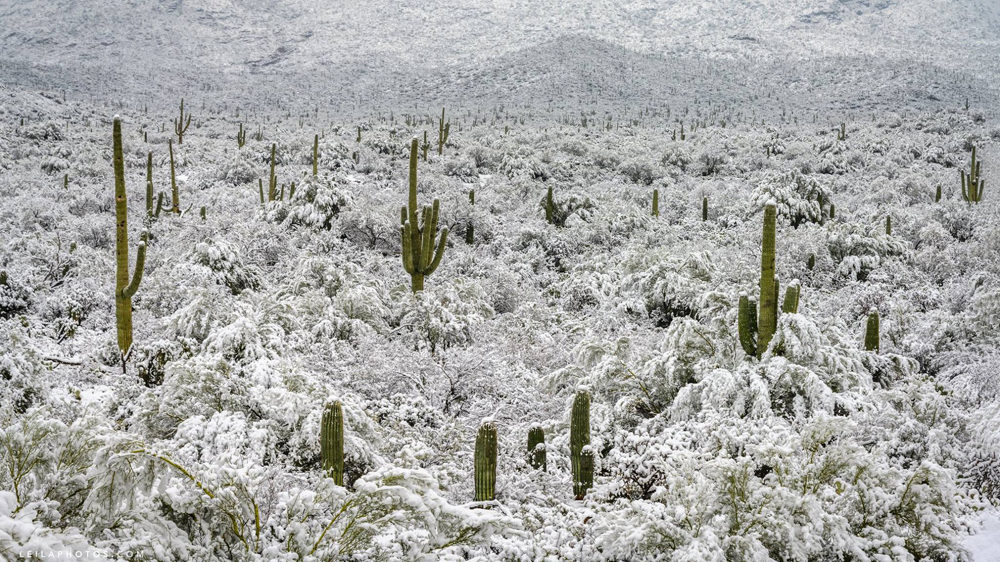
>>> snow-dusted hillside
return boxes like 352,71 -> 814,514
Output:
2,1 -> 1000,560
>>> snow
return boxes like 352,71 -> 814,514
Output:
967,511 -> 1000,561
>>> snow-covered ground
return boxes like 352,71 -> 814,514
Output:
2,1 -> 1000,560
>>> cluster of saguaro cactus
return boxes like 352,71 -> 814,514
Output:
437,108 -> 450,155
652,189 -> 659,217
571,391 -> 592,500
174,98 -> 192,144
401,138 -> 448,292
320,401 -> 345,486
113,117 -> 147,369
961,146 -> 985,203
237,123 -> 246,148
865,310 -> 880,352
527,425 -> 546,470
475,422 -> 498,501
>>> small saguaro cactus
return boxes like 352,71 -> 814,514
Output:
174,98 -> 191,144
237,123 -> 246,148
312,134 -> 319,177
199,206 -> 206,220
474,421 -> 498,501
466,189 -> 475,245
145,151 -> 155,219
320,401 -> 345,486
112,117 -> 147,368
807,253 -> 816,270
401,138 -> 448,292
885,215 -> 892,236
652,189 -> 659,217
168,140 -> 180,214
702,196 -> 708,221
570,391 -> 592,500
63,173 -> 68,190
267,143 -> 278,202
864,310 -> 880,352
781,281 -> 801,314
422,131 -> 430,162
961,145 -> 985,203
545,186 -> 554,224
738,203 -> 779,358
829,203 -> 836,219
935,184 -> 942,203
438,107 -> 450,155
837,122 -> 847,141
527,425 -> 546,471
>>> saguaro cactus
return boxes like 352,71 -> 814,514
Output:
961,146 -> 985,203
145,152 -> 154,219
174,98 -> 191,144
437,108 -> 450,155
267,143 -> 278,202
312,134 -> 319,177
781,281 -> 800,314
885,215 -> 892,236
168,140 -> 180,214
466,189 -> 475,245
570,391 -> 592,499
113,117 -> 147,366
237,123 -> 246,148
527,425 -> 546,471
738,203 -> 779,358
652,189 -> 659,217
320,401 -> 345,486
401,138 -> 448,292
702,196 -> 708,221
422,131 -> 430,162
837,122 -> 847,141
935,184 -> 942,203
475,421 -> 498,501
865,310 -> 880,352
545,186 -> 554,224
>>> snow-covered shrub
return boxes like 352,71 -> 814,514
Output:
190,238 -> 262,295
270,174 -> 352,230
752,169 -> 833,227
0,271 -> 31,318
394,282 -> 493,354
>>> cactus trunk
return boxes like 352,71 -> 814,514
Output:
570,391 -> 591,499
756,203 -> 778,357
474,422 -> 497,501
320,401 -> 345,486
113,117 -> 147,366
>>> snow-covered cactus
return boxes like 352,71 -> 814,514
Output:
781,281 -> 800,314
579,447 -> 594,500
437,107 -> 450,155
356,126 -> 361,143
885,215 -> 892,236
807,254 -> 815,270
652,189 -> 659,217
312,134 -> 319,177
702,196 -> 708,221
865,310 -> 880,352
173,98 -> 191,144
738,203 -> 779,357
321,401 -> 345,486
422,130 -> 429,161
829,202 -> 836,219
545,186 -> 554,224
466,189 -> 475,245
401,137 -> 448,292
112,117 -> 147,365
837,122 -> 846,141
527,425 -> 546,471
236,123 -> 246,148
267,143 -> 278,202
961,145 -> 985,203
474,421 -> 497,501
935,184 -> 942,203
570,391 -> 591,499
168,139 -> 180,214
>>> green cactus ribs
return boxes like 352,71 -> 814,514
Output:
112,116 -> 148,375
321,401 -> 345,486
401,138 -> 448,292
527,425 -> 546,471
475,421 -> 498,501
570,391 -> 592,499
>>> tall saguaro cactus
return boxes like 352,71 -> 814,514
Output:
168,140 -> 180,214
475,421 -> 498,501
267,143 -> 278,202
113,117 -> 147,366
312,134 -> 319,177
401,138 -> 448,292
438,107 -> 450,155
738,203 -> 779,358
321,401 -> 345,486
865,310 -> 880,352
961,145 -> 985,203
174,98 -> 191,144
570,391 -> 592,499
